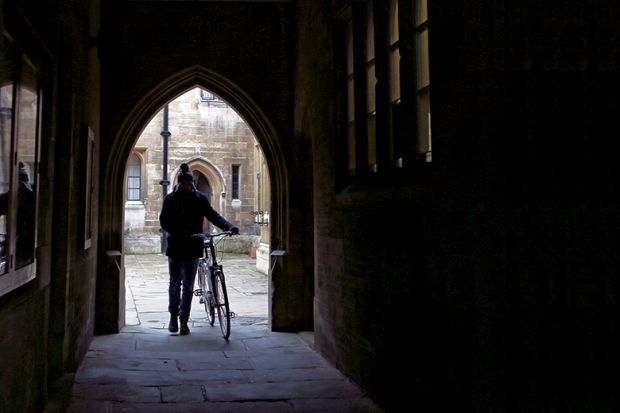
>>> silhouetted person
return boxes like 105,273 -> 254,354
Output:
159,163 -> 238,335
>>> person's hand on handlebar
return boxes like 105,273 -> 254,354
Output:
228,226 -> 239,235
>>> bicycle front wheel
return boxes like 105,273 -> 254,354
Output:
198,260 -> 215,325
213,269 -> 231,340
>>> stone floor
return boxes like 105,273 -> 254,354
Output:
124,253 -> 270,329
67,253 -> 384,412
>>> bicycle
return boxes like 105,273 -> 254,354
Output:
192,231 -> 235,340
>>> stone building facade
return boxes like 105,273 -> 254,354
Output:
123,87 -> 269,272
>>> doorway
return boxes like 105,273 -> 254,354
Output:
96,66 -> 294,335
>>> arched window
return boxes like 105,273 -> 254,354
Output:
127,153 -> 141,201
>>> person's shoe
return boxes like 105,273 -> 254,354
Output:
180,319 -> 190,335
168,315 -> 178,333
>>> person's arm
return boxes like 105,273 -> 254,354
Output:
201,196 -> 238,233
0,192 -> 7,216
159,195 -> 177,234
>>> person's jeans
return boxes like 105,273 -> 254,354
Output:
168,257 -> 199,320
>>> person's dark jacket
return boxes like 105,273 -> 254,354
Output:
159,187 -> 237,259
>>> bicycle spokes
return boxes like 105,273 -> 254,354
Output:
213,271 -> 231,340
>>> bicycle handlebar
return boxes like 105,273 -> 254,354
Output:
190,231 -> 235,239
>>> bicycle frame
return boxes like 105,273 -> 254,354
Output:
202,236 -> 222,305
193,231 -> 233,339
203,234 -> 223,269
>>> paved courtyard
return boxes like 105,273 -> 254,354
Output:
124,253 -> 270,331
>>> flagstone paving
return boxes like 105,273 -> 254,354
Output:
68,253 -> 383,412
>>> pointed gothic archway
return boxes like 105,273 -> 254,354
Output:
96,66 -> 288,334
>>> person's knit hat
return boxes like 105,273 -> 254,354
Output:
18,161 -> 29,183
178,163 -> 193,182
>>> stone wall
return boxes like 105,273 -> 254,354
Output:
0,1 -> 101,411
297,1 -> 618,411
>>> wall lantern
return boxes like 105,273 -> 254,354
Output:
251,210 -> 269,226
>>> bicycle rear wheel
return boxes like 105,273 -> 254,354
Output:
198,260 -> 215,325
213,269 -> 231,340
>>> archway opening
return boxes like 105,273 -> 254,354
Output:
121,86 -> 272,330
96,66 -> 288,334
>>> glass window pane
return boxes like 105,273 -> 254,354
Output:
417,92 -> 432,154
347,123 -> 356,176
390,0 -> 399,45
391,101 -> 403,163
127,154 -> 141,200
127,164 -> 138,175
0,90 -> 12,196
127,177 -> 140,190
415,0 -> 428,26
416,29 -> 430,89
390,48 -> 401,102
345,15 -> 355,177
15,58 -> 38,270
347,77 -> 355,122
346,21 -> 354,76
127,188 -> 138,201
367,114 -> 376,170
389,0 -> 400,101
0,44 -> 15,275
367,64 -> 376,113
127,177 -> 141,201
232,164 -> 240,199
366,2 -> 376,116
367,5 -> 375,60
201,90 -> 215,101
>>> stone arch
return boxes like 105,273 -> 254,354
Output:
96,65 -> 288,333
